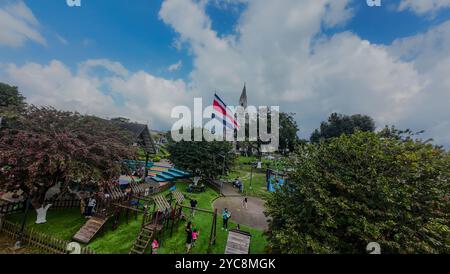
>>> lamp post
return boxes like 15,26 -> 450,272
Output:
217,153 -> 227,195
249,163 -> 253,190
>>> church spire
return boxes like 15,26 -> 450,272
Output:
239,83 -> 248,108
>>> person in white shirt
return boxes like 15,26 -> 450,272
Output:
85,195 -> 96,217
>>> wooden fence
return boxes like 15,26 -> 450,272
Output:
0,201 -> 26,215
0,220 -> 95,254
46,198 -> 81,209
0,198 -> 81,216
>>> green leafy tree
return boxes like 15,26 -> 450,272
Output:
237,109 -> 290,157
0,82 -> 27,128
310,113 -> 375,143
266,131 -> 450,254
0,106 -> 137,221
167,130 -> 236,179
279,112 -> 299,154
0,82 -> 26,109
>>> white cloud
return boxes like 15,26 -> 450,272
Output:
56,34 -> 68,45
2,59 -> 190,130
158,0 -> 450,146
388,20 -> 450,145
398,0 -> 450,15
78,59 -> 130,78
0,0 -> 46,47
168,60 -> 183,72
2,0 -> 449,147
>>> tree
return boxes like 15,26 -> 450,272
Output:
310,113 -> 375,143
236,109 -> 285,157
266,131 -> 450,254
0,82 -> 27,129
0,82 -> 26,110
167,130 -> 236,179
279,112 -> 299,154
0,106 -> 137,223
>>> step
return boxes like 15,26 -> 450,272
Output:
130,249 -> 143,254
134,244 -> 147,250
168,169 -> 186,176
150,176 -> 167,183
170,168 -> 190,176
140,233 -> 152,238
163,171 -> 184,178
156,173 -> 174,180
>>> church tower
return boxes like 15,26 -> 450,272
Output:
239,83 -> 248,109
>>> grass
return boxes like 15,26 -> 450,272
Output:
6,181 -> 268,254
156,181 -> 267,254
224,164 -> 271,199
7,208 -> 85,241
88,216 -> 143,254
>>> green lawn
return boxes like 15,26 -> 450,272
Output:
224,164 -> 270,199
157,181 -> 267,254
7,208 -> 85,241
6,181 -> 268,254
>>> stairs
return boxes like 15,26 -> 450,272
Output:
73,216 -> 109,244
129,226 -> 154,254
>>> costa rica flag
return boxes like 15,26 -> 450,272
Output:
212,93 -> 240,130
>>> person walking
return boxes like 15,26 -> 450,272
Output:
192,229 -> 199,247
185,222 -> 193,253
242,196 -> 248,209
151,239 -> 159,254
190,199 -> 198,216
222,208 -> 231,231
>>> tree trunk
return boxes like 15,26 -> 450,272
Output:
35,204 -> 52,224
0,214 -> 4,231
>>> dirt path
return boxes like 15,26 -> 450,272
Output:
213,196 -> 268,231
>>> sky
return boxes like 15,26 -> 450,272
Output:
0,0 -> 450,147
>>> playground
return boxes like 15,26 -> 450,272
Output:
3,180 -> 268,254
0,154 -> 287,254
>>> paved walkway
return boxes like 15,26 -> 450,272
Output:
213,196 -> 269,231
220,182 -> 242,197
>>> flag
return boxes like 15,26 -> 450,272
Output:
212,93 -> 240,130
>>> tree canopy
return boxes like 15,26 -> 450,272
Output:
167,130 -> 236,179
279,112 -> 299,154
0,82 -> 26,110
266,131 -> 450,254
0,106 -> 138,208
0,82 -> 27,128
310,113 -> 375,143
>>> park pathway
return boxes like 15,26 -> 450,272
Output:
213,182 -> 269,230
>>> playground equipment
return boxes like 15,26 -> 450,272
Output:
72,175 -> 158,244
73,215 -> 110,244
266,169 -> 286,192
129,193 -> 172,254
225,229 -> 252,254
123,160 -> 191,183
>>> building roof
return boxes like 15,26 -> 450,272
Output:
114,121 -> 157,155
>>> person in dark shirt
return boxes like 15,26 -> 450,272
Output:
242,196 -> 248,209
190,199 -> 198,216
185,221 -> 193,253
